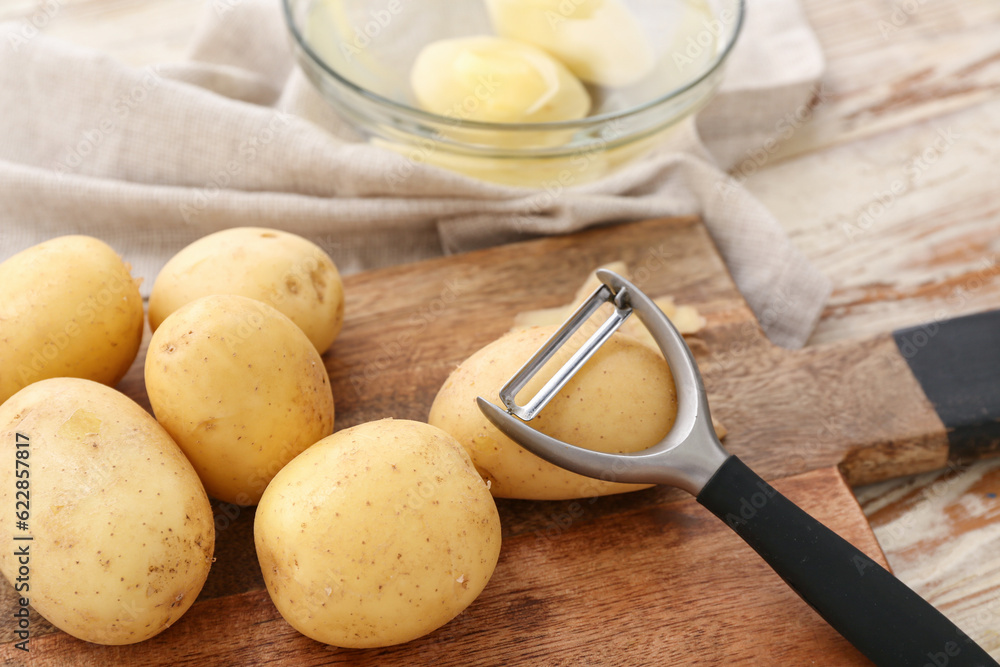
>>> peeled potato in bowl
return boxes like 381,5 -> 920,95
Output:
411,35 -> 590,124
409,35 -> 590,149
484,0 -> 655,87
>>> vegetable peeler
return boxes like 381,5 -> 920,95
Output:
477,269 -> 998,667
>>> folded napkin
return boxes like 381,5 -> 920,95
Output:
0,0 -> 829,348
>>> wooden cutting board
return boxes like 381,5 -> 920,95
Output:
1,216 -> 988,665
1,468 -> 881,666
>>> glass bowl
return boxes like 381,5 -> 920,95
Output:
284,0 -> 744,187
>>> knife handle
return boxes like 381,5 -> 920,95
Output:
696,455 -> 998,667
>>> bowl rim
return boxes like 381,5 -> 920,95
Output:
282,0 -> 746,132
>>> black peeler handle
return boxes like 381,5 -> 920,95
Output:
696,456 -> 998,667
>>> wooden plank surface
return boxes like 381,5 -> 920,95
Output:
857,458 -> 1000,656
747,0 -> 1000,345
120,217 -> 967,489
108,216 -> 960,532
0,467 -> 883,666
0,216 -> 987,664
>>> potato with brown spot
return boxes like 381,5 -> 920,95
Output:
429,325 -> 678,500
0,378 -> 214,645
145,295 -> 335,505
0,236 -> 143,405
255,419 -> 501,648
148,227 -> 345,354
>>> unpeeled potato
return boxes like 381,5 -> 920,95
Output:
149,228 -> 344,354
429,325 -> 678,500
255,419 -> 501,648
0,378 -> 214,645
0,236 -> 143,405
145,294 -> 334,505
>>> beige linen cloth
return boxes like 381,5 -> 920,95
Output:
0,0 -> 828,348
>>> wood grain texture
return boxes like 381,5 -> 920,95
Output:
858,458 -> 1000,658
0,467 -> 884,666
112,216 -> 957,490
745,1 -> 1000,347
0,216 -> 980,663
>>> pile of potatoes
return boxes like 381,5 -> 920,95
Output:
0,228 -> 682,650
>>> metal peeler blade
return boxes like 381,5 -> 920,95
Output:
476,269 -> 998,667
477,268 -> 727,496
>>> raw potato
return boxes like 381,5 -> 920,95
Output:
145,295 -> 334,505
410,36 -> 590,124
149,228 -> 345,354
429,325 -> 678,500
255,419 -> 501,648
485,0 -> 655,87
0,378 -> 214,645
0,235 -> 143,406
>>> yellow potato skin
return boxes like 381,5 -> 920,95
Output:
145,295 -> 334,505
148,227 -> 345,354
0,378 -> 215,645
429,325 -> 678,500
0,236 -> 143,406
255,419 -> 501,648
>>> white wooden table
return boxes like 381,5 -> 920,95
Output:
3,0 -> 999,657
